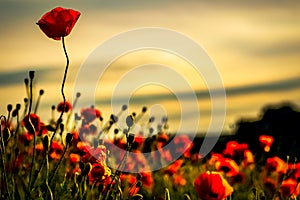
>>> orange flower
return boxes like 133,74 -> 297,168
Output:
194,171 -> 233,200
259,135 -> 274,152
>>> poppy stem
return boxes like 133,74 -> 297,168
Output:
28,71 -> 37,190
50,37 -> 69,144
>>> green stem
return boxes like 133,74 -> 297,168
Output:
50,36 -> 69,144
45,151 -> 53,200
0,116 -> 12,200
28,73 -> 37,189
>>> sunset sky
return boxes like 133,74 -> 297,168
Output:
1,0 -> 300,134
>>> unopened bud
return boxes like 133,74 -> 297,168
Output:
82,163 -> 92,176
66,133 -> 73,145
126,115 -> 134,128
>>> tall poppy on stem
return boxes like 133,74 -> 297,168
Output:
37,7 -> 80,144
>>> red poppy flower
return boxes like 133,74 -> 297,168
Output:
266,156 -> 287,174
223,141 -> 248,159
164,159 -> 184,176
259,135 -> 274,152
194,171 -> 233,200
82,144 -> 107,164
173,174 -> 187,186
280,178 -> 300,198
37,7 -> 80,40
173,134 -> 193,158
215,158 -> 239,177
70,153 -> 81,164
22,113 -> 41,134
88,163 -> 111,185
140,172 -> 153,188
57,101 -> 72,112
81,107 -> 101,123
49,141 -> 64,160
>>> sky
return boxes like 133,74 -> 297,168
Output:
0,0 -> 300,135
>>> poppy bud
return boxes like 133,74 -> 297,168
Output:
126,115 -> 134,128
43,135 -> 49,152
76,174 -> 83,183
29,71 -> 35,79
7,104 -> 13,112
122,104 -> 128,111
162,116 -> 168,123
79,161 -> 85,171
136,180 -> 142,187
39,89 -> 44,96
110,114 -> 118,123
66,133 -> 73,145
149,116 -> 155,123
149,128 -> 154,135
12,109 -> 18,117
142,106 -> 147,113
114,129 -> 119,135
136,174 -> 142,181
3,127 -> 11,142
24,78 -> 29,85
16,103 -> 21,110
82,163 -> 92,176
24,98 -> 28,103
127,133 -> 135,145
76,92 -> 81,98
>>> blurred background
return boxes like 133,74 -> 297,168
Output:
1,0 -> 300,135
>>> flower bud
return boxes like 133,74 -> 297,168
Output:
136,180 -> 142,188
136,174 -> 142,181
39,89 -> 44,95
43,135 -> 49,152
126,115 -> 134,128
142,106 -> 147,113
82,162 -> 92,176
16,103 -> 21,111
122,104 -> 128,111
66,133 -> 73,145
127,133 -> 135,145
3,127 -> 11,142
7,104 -> 13,112
24,78 -> 29,85
29,71 -> 35,79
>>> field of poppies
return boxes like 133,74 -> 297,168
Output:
1,6 -> 300,200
